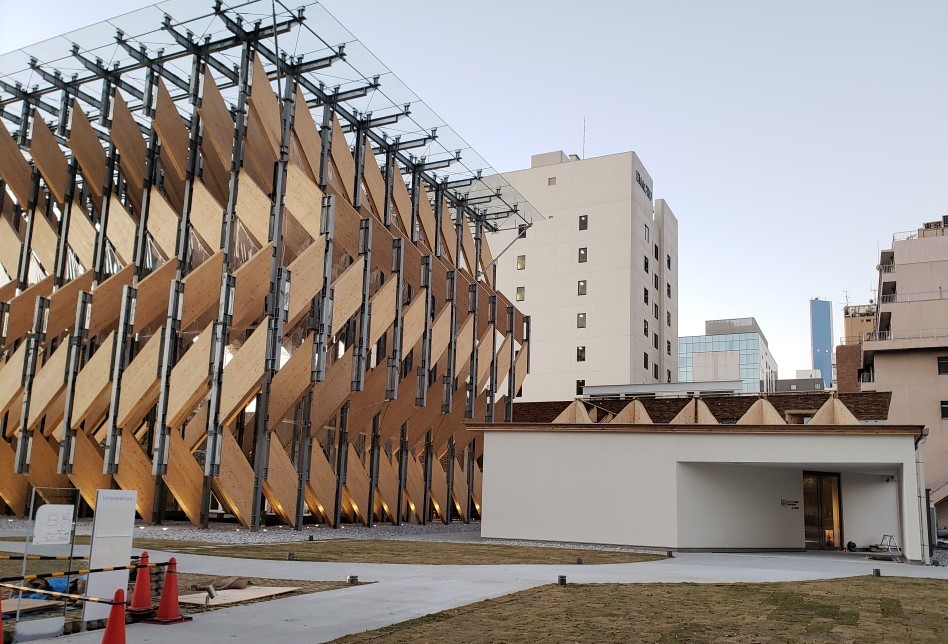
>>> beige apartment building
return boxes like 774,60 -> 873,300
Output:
840,218 -> 948,525
487,151 -> 679,402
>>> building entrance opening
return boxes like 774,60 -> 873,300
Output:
803,472 -> 842,550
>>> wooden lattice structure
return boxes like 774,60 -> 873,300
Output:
0,1 -> 532,529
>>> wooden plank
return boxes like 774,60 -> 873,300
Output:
234,177 -> 272,248
231,246 -> 271,330
284,236 -> 325,329
113,436 -> 154,520
116,329 -> 162,431
262,439 -> 298,526
415,182 -> 438,249
454,315 -> 475,376
212,429 -> 253,528
401,295 -> 428,354
459,218 -> 477,277
152,80 -> 189,184
376,454 -> 400,523
388,165 -> 414,235
361,146 -> 387,221
428,457 -> 449,521
0,342 -> 26,421
0,217 -> 22,278
6,275 -> 55,347
285,164 -> 323,240
29,213 -> 59,275
403,452 -> 426,523
89,265 -> 134,337
451,457 -> 468,522
131,259 -> 176,334
306,445 -> 336,524
198,75 -> 234,207
329,256 -> 365,337
181,251 -> 224,330
67,430 -> 111,510
27,342 -> 69,429
249,56 -> 282,156
68,105 -> 107,207
267,334 -> 312,429
219,321 -> 268,425
47,270 -> 93,340
479,225 -> 494,287
67,209 -> 96,271
0,119 -> 32,206
147,192 -> 180,259
439,198 -> 457,265
29,115 -> 69,205
513,341 -> 529,394
109,92 -> 146,209
0,438 -> 28,515
368,279 -> 397,347
163,430 -> 203,524
189,181 -> 224,250
106,196 -> 137,264
429,306 -> 452,366
166,323 -> 213,429
343,444 -> 370,525
291,86 -> 322,181
26,433 -> 69,490
329,116 -> 354,203
489,334 -> 514,393
472,461 -> 482,513
72,332 -> 114,428
476,327 -> 497,392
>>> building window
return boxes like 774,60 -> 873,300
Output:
666,369 -> 671,383
644,256 -> 649,273
644,224 -> 650,241
654,243 -> 659,260
578,247 -> 587,263
653,363 -> 659,379
643,288 -> 649,304
667,283 -> 671,298
577,313 -> 586,328
942,401 -> 948,420
548,177 -> 556,186
654,274 -> 659,289
667,311 -> 671,327
643,352 -> 649,369
577,346 -> 586,362
576,379 -> 585,396
939,357 -> 948,374
666,340 -> 671,356
579,215 -> 588,230
516,255 -> 525,270
644,320 -> 649,336
517,224 -> 528,238
667,254 -> 671,270
653,332 -> 658,349
654,303 -> 659,319
516,287 -> 525,302
577,280 -> 587,296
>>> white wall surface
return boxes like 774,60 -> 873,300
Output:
480,430 -> 923,560
676,464 -> 803,549
840,471 -> 901,550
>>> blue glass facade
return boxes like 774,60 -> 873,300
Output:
810,299 -> 833,388
678,329 -> 778,393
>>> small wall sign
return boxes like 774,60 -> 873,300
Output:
780,499 -> 800,509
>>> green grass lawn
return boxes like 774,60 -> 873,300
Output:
333,577 -> 948,643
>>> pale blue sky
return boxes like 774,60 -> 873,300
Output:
3,0 -> 947,376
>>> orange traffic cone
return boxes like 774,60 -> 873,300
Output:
144,557 -> 191,624
101,588 -> 126,644
127,551 -> 155,618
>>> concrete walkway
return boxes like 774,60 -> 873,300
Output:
4,543 -> 947,643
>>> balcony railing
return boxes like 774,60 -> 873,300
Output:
858,373 -> 875,383
879,290 -> 947,304
865,328 -> 948,342
879,263 -> 895,274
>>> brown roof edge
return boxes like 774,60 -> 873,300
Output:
467,422 -> 924,440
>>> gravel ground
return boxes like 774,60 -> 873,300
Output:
932,546 -> 948,566
0,518 -> 659,554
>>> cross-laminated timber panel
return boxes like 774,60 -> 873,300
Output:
0,61 -> 529,530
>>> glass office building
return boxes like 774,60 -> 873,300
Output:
678,318 -> 778,393
810,298 -> 834,388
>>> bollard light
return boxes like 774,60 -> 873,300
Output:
872,568 -> 882,577
347,575 -> 359,585
287,552 -> 295,561
557,575 -> 566,586
576,556 -> 583,565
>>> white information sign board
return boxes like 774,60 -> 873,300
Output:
32,504 -> 74,545
82,490 -> 137,622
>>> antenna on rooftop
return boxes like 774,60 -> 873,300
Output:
843,290 -> 850,306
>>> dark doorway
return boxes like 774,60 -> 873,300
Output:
803,472 -> 842,550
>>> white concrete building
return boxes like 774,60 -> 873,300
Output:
487,151 -> 678,402
474,395 -> 929,561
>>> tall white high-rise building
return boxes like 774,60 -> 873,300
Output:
487,151 -> 678,402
